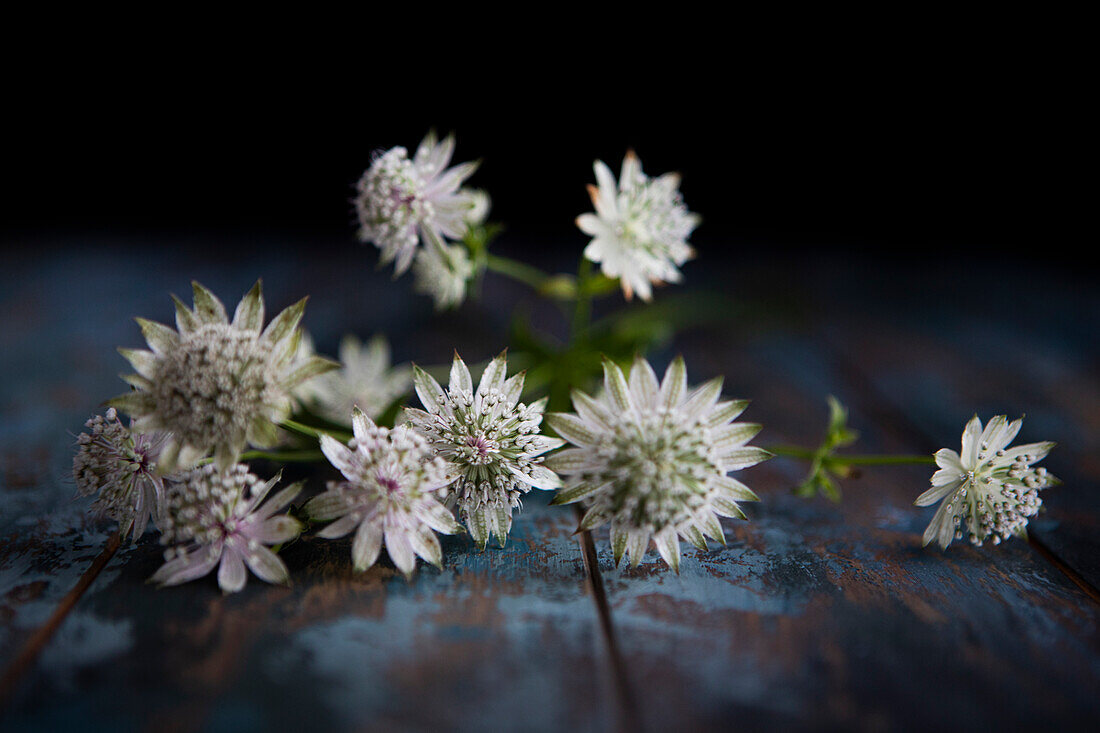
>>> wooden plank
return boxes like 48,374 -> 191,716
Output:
806,261 -> 1100,591
590,327 -> 1100,731
3,493 -> 611,732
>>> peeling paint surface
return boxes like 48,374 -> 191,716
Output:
2,246 -> 1099,731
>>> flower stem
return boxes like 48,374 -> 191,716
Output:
485,254 -> 554,292
769,445 -> 935,466
0,531 -> 121,704
239,448 -> 326,463
279,419 -> 352,443
571,257 -> 594,341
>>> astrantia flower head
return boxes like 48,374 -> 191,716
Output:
355,131 -> 480,276
404,353 -> 564,549
151,464 -> 303,593
305,409 -> 461,577
73,408 -> 169,542
110,281 -> 338,473
299,334 -> 412,424
412,233 -> 475,310
916,415 -> 1057,549
545,356 -> 769,572
576,151 -> 700,302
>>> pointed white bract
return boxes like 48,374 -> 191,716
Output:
545,356 -> 769,572
576,151 -> 700,302
915,415 -> 1056,549
404,353 -> 564,549
72,408 -> 170,542
297,334 -> 412,424
305,409 -> 461,577
151,464 -> 303,593
354,132 -> 480,276
110,281 -> 338,473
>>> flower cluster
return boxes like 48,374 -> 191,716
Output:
73,408 -> 170,542
110,281 -> 337,472
546,356 -> 769,572
916,415 -> 1057,549
66,128 -> 1067,601
152,463 -> 303,593
306,409 -> 460,576
297,334 -> 412,424
405,353 -> 563,549
577,151 -> 700,301
355,132 -> 480,278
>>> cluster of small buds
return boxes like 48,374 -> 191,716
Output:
918,415 -> 1056,550
154,325 -> 278,447
405,354 -> 563,548
73,408 -> 166,540
547,357 -> 767,571
340,418 -> 452,498
948,451 -> 1051,546
602,410 -> 715,531
577,152 -> 700,301
307,410 -> 461,576
160,463 -> 263,547
355,146 -> 428,272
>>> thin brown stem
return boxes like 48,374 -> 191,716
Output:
0,531 -> 122,707
573,506 -> 642,733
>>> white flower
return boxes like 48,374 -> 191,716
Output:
72,408 -> 170,542
916,415 -> 1056,549
299,334 -> 412,424
412,234 -> 475,310
545,356 -> 769,572
355,131 -> 480,276
576,151 -> 700,301
110,281 -> 338,473
306,409 -> 461,577
404,353 -> 564,549
151,464 -> 303,593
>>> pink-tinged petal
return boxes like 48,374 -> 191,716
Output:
150,546 -> 221,586
319,435 -> 357,478
653,528 -> 682,573
408,525 -> 443,568
243,545 -> 291,585
384,524 -> 416,577
316,513 -> 365,539
352,520 -> 384,572
256,515 -> 302,544
217,547 -> 248,593
255,482 -> 302,521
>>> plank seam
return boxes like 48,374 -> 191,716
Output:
573,506 -> 642,733
820,338 -> 1100,607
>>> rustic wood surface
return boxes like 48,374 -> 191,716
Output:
1,241 -> 1097,732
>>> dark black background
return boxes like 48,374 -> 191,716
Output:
2,21 -> 1085,266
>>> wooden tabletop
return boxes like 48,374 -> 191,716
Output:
1,239 -> 1097,732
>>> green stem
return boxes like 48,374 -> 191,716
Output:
572,257 -> 594,341
279,419 -> 352,443
239,449 -> 326,463
769,445 -> 935,466
485,254 -> 554,291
